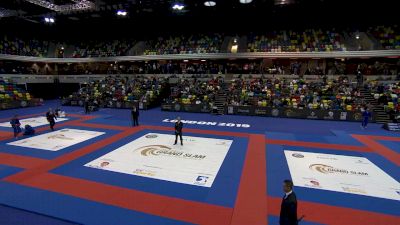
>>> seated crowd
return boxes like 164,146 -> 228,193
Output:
72,39 -> 134,58
367,81 -> 400,121
226,77 -> 366,111
165,77 -> 224,106
247,29 -> 345,52
143,34 -> 223,55
0,26 -> 398,57
368,25 -> 400,50
69,75 -> 166,108
0,36 -> 48,57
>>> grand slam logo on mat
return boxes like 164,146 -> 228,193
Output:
309,163 -> 369,176
133,145 -> 207,160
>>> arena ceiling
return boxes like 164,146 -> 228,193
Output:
0,0 -> 397,36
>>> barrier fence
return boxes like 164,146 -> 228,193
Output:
161,103 -> 375,122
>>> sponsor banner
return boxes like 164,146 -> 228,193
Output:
0,100 -> 42,110
162,103 -> 211,113
284,150 -> 400,200
383,123 -> 400,132
0,116 -> 69,128
85,133 -> 233,187
7,128 -> 105,151
161,104 -> 374,122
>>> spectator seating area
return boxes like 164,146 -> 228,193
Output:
0,80 -> 33,102
0,26 -> 399,57
247,29 -> 345,52
368,25 -> 400,50
67,76 -> 166,109
72,40 -> 134,58
226,77 -> 367,111
367,81 -> 400,120
0,36 -> 48,57
166,77 -> 224,106
143,34 -> 223,55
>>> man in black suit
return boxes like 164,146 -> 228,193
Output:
174,117 -> 183,145
280,179 -> 298,225
131,105 -> 139,126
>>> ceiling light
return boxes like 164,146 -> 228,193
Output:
204,1 -> 216,7
117,10 -> 127,16
239,0 -> 253,4
172,3 -> 185,10
44,17 -> 55,23
183,59 -> 189,62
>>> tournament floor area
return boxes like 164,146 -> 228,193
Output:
0,100 -> 399,225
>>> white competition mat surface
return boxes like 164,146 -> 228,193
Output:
7,128 -> 105,151
0,116 -> 69,128
285,150 -> 400,200
85,133 -> 233,187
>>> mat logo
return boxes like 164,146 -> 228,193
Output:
137,145 -> 172,156
310,180 -> 320,187
194,176 -> 209,185
145,134 -> 158,139
292,153 -> 304,158
132,169 -> 155,177
342,187 -> 366,194
100,161 -> 110,167
136,145 -> 206,160
47,134 -> 73,140
309,164 -> 368,176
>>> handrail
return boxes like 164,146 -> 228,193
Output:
1,50 -> 399,63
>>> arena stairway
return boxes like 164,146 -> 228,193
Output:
360,88 -> 391,123
214,90 -> 227,115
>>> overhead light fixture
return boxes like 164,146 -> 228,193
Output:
183,59 -> 189,62
204,1 -> 216,7
172,3 -> 185,10
44,17 -> 55,23
239,0 -> 253,4
201,59 -> 206,62
25,0 -> 94,13
274,0 -> 293,5
116,10 -> 127,16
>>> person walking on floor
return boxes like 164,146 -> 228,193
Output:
10,115 -> 22,139
280,180 -> 298,225
131,105 -> 139,126
46,108 -> 57,131
361,107 -> 372,129
174,117 -> 183,146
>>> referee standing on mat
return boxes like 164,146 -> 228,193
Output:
131,105 -> 139,126
174,117 -> 183,145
